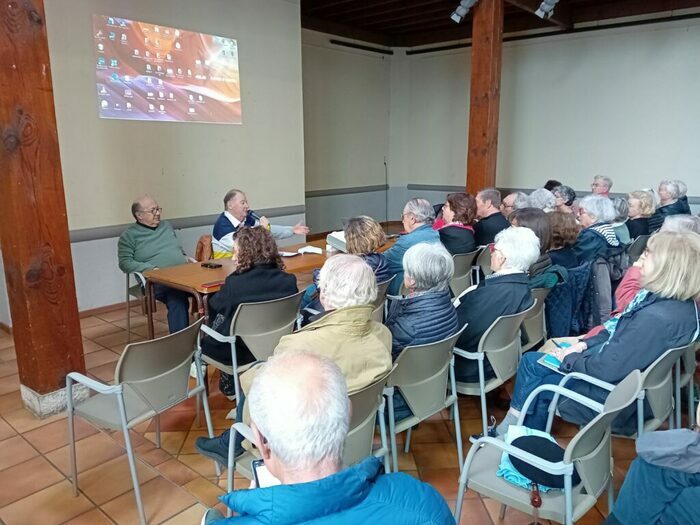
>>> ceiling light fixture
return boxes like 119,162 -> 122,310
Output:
450,0 -> 478,24
535,0 -> 559,19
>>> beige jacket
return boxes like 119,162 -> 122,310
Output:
239,305 -> 393,395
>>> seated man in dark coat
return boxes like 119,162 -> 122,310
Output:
648,179 -> 691,232
453,227 -> 539,383
474,188 -> 510,246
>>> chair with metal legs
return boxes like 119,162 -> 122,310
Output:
449,250 -> 480,297
125,272 -> 148,343
674,342 -> 698,428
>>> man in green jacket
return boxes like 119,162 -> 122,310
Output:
118,195 -> 191,333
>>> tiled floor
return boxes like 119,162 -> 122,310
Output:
0,298 -> 688,525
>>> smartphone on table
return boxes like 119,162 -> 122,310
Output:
201,261 -> 222,269
251,459 -> 282,488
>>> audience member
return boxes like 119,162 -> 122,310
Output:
551,185 -> 577,214
626,190 -> 655,238
494,231 -> 700,437
675,179 -> 692,214
590,175 -> 613,197
453,228 -> 538,383
611,197 -> 631,245
528,188 -> 556,213
573,195 -> 620,263
201,352 -> 455,525
501,191 -> 529,218
548,211 -> 579,269
385,243 -> 458,361
196,255 -> 392,464
649,180 -> 689,232
212,189 -> 310,259
438,192 -> 477,255
201,228 -> 297,394
509,208 -> 554,280
118,195 -> 191,334
544,179 -> 562,192
474,188 -> 510,246
384,198 -> 439,295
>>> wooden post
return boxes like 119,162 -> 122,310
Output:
0,0 -> 85,415
466,0 -> 504,195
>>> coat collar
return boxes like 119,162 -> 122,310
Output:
299,305 -> 374,332
481,271 -> 529,286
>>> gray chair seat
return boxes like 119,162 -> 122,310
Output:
74,386 -> 156,431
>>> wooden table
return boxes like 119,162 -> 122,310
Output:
143,237 -> 395,338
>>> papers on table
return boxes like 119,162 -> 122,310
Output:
278,245 -> 324,257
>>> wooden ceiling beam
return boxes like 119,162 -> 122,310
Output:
344,0 -> 449,24
364,7 -> 455,30
505,0 -> 573,29
301,15 -> 393,47
572,0 -> 700,23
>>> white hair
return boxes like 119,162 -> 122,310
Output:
552,185 -> 576,206
318,254 -> 377,309
612,197 -> 629,223
579,195 -> 616,223
673,180 -> 688,197
403,198 -> 435,224
495,227 -> 540,272
403,242 -> 454,292
594,175 -> 613,190
529,188 -> 556,212
248,352 -> 349,469
660,215 -> 700,234
659,180 -> 681,200
512,192 -> 530,210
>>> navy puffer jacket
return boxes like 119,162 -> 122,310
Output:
385,290 -> 459,361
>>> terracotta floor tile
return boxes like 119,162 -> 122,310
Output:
84,349 -> 120,369
446,497 -> 494,525
0,348 -> 16,362
81,323 -> 124,340
134,440 -> 174,467
418,467 -> 462,500
101,476 -> 196,525
0,373 -> 20,396
0,456 -> 64,507
0,435 -> 39,470
0,479 -> 94,525
395,450 -> 418,471
611,438 -> 637,460
183,476 -> 226,507
45,432 -> 126,475
0,391 -> 23,415
177,453 -> 221,478
0,336 -> 15,350
411,421 -> 454,444
64,508 -> 115,525
160,503 -> 208,525
81,338 -> 110,354
23,415 -> 99,454
411,442 -> 461,470
180,430 -> 211,455
483,497 -> 544,525
146,411 -> 196,432
193,408 -> 235,430
3,407 -> 65,433
87,362 -> 117,383
112,316 -> 148,329
156,458 -> 202,486
144,431 -> 188,455
0,359 -> 18,378
0,416 -> 17,440
93,330 -> 133,349
77,454 -> 159,505
96,309 -> 133,323
80,316 -> 111,329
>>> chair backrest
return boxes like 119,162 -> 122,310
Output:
115,318 -> 204,412
388,325 -> 467,420
565,370 -> 642,497
230,291 -> 305,361
680,343 -> 698,383
342,369 -> 393,467
449,250 -> 480,297
521,288 -> 550,349
477,300 -> 537,382
627,234 -> 650,264
194,234 -> 213,261
476,247 -> 493,277
640,344 -> 692,422
371,276 -> 394,322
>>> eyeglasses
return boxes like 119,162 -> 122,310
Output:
140,206 -> 162,215
488,243 -> 496,253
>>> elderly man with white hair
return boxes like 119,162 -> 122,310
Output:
202,352 -> 455,524
528,188 -> 556,213
648,179 -> 690,232
590,175 -> 613,198
500,191 -> 529,218
573,194 -> 621,263
196,254 -> 392,464
384,198 -> 440,295
453,227 -> 539,383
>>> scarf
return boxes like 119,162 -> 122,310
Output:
598,288 -> 650,352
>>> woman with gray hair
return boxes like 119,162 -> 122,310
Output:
552,185 -> 577,214
649,179 -> 690,231
385,242 -> 459,361
573,194 -> 621,263
453,227 -> 539,383
611,197 -> 631,245
529,188 -> 556,213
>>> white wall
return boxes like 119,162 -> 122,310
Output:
45,0 -> 305,230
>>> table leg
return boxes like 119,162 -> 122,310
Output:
146,280 -> 155,339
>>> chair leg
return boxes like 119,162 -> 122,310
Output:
637,398 -> 644,437
387,395 -> 399,473
453,402 -> 464,472
67,397 -> 78,497
196,354 -> 221,478
195,392 -> 201,428
226,426 -> 237,518
478,361 -> 488,436
155,414 -> 161,448
126,277 -> 132,344
117,395 -> 146,525
689,381 -> 696,428
499,504 -> 507,520
607,477 -> 615,513
454,469 -> 469,524
404,427 -> 412,454
377,401 -> 391,473
674,363 -> 681,428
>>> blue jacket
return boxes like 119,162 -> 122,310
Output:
573,223 -> 620,264
385,290 -> 459,361
384,225 -> 440,295
544,261 -> 592,337
648,200 -> 690,232
215,457 -> 455,525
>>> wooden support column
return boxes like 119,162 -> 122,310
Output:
0,0 -> 85,416
466,0 -> 504,195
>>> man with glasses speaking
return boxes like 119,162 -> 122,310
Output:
118,195 -> 192,334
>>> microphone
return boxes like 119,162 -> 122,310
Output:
249,210 -> 261,222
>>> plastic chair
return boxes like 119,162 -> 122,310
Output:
521,289 -> 550,353
449,250 -> 479,297
474,246 -> 493,284
125,272 -> 148,343
371,276 -> 394,323
384,325 -> 468,473
626,234 -> 649,264
675,342 -> 698,428
455,370 -> 642,525
66,319 -> 216,525
454,301 -> 537,436
200,291 -> 304,402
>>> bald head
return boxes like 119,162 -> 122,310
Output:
131,194 -> 162,226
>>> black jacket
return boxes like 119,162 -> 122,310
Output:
474,212 -> 510,246
648,200 -> 689,232
439,225 -> 476,255
454,272 -> 534,382
548,247 -> 578,269
626,217 -> 650,239
202,264 -> 298,363
573,223 -> 620,264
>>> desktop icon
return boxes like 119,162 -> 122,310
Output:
175,42 -> 181,50
97,43 -> 104,51
134,49 -> 139,56
148,103 -> 154,111
108,31 -> 116,40
110,58 -> 118,67
101,100 -> 108,108
188,107 -> 195,113
159,104 -> 165,111
126,102 -> 132,109
121,34 -> 127,42
97,57 -> 106,66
